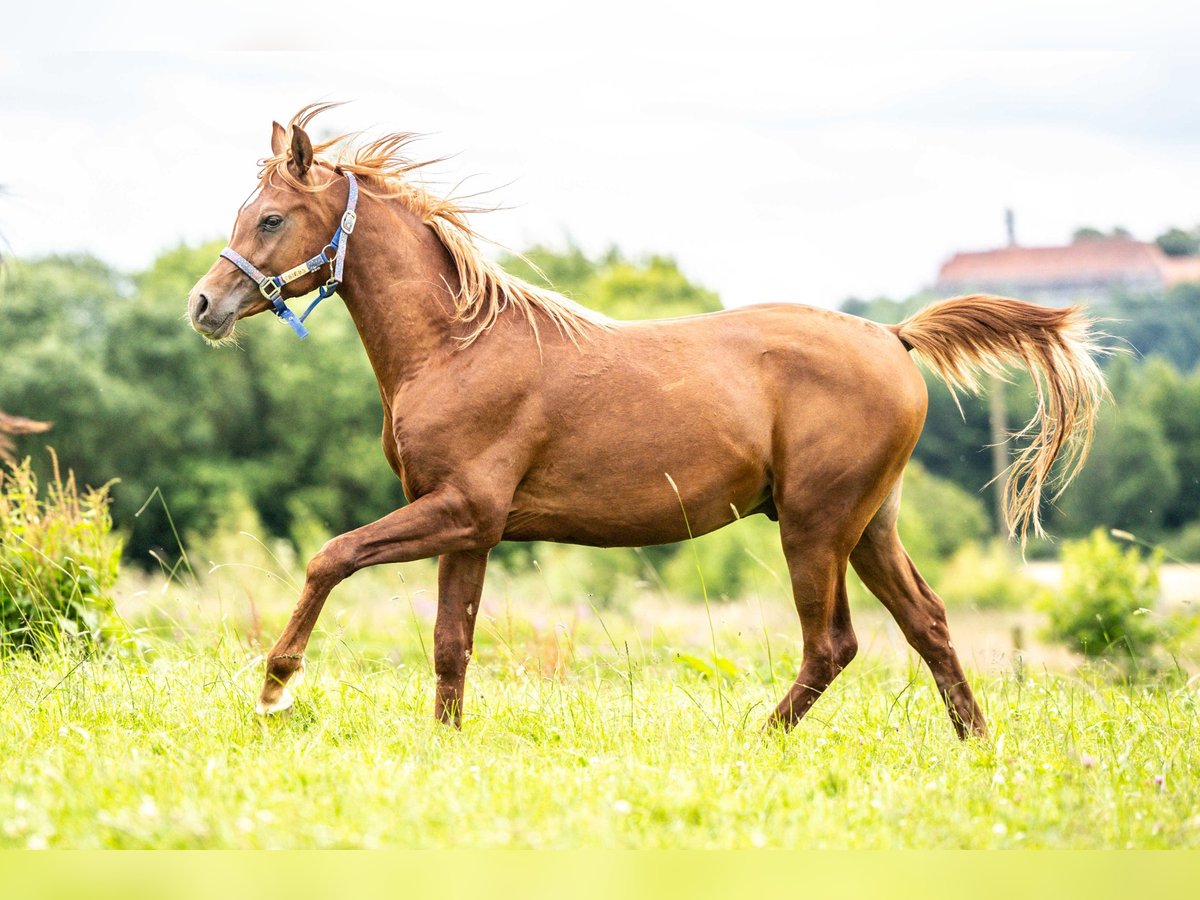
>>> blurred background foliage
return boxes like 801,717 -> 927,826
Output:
2,238 -> 1200,609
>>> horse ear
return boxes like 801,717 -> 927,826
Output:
271,121 -> 286,156
290,125 -> 314,178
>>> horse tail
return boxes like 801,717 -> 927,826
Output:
889,294 -> 1109,542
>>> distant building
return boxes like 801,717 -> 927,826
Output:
936,228 -> 1200,306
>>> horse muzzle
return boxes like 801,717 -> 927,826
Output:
188,287 -> 240,339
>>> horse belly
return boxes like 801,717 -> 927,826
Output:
504,405 -> 772,548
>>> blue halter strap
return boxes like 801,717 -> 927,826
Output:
218,172 -> 359,339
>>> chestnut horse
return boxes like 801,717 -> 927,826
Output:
188,106 -> 1106,739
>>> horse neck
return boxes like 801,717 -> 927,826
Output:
334,194 -> 461,394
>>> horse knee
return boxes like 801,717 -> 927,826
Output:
306,540 -> 354,586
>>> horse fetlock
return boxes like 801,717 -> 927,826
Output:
945,684 -> 988,740
267,652 -> 306,681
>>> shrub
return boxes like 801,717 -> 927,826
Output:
660,515 -> 788,603
896,462 -> 991,583
1043,529 -> 1167,661
0,456 -> 122,650
501,542 -> 652,614
937,540 -> 1041,610
1165,520 -> 1200,562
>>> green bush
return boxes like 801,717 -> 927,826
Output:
937,540 -> 1041,610
1164,520 -> 1200,562
660,515 -> 788,603
1043,529 -> 1167,661
505,542 -> 647,610
0,456 -> 122,650
896,462 -> 991,583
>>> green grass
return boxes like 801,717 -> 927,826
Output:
2,570 -> 1198,849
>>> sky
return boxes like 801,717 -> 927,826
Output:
4,4 -> 1200,309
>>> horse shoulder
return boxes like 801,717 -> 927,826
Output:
384,351 -> 545,505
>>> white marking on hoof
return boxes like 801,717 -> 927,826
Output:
255,687 -> 295,716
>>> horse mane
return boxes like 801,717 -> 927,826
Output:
259,103 -> 612,347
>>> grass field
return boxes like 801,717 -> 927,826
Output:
2,549 -> 1198,850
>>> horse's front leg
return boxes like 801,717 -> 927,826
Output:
433,550 -> 488,727
256,487 -> 501,715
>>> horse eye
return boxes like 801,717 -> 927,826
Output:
261,214 -> 284,230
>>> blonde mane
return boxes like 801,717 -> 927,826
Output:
260,103 -> 611,347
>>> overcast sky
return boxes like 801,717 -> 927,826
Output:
4,5 -> 1200,309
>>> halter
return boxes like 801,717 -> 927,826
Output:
218,172 -> 359,339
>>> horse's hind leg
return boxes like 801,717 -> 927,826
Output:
849,486 -> 987,739
767,530 -> 858,729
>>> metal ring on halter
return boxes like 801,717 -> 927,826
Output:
259,279 -> 282,302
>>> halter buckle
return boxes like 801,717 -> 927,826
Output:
259,279 -> 282,302
341,210 -> 357,234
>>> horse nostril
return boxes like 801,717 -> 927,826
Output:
196,293 -> 211,319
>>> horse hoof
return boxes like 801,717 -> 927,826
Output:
255,688 -> 295,716
256,657 -> 305,716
